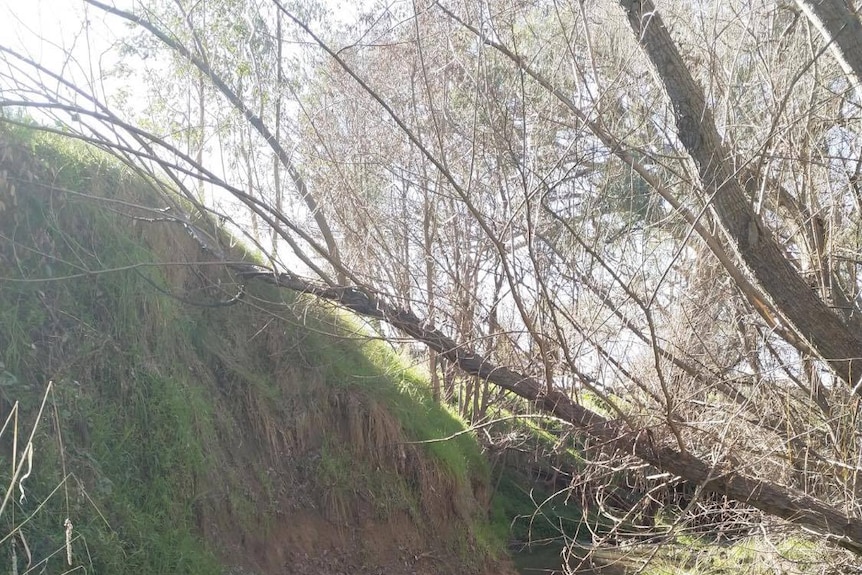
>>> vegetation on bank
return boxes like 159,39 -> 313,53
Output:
0,123 -> 500,574
478,398 -> 841,574
0,122 -> 843,575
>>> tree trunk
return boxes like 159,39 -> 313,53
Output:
618,0 -> 862,387
797,0 -> 862,98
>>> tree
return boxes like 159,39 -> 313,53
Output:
4,0 -> 862,564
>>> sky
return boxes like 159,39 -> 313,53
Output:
0,0 -> 138,126
2,1 -> 109,69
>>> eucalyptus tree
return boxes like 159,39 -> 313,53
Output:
6,0 -> 862,566
114,0 -> 348,282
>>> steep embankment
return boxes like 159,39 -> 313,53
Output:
0,125 -> 511,574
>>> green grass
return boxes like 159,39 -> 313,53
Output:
636,536 -> 828,575
0,124 -> 504,573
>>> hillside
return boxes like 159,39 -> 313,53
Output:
0,124 -> 514,575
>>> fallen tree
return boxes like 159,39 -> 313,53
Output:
230,264 -> 862,555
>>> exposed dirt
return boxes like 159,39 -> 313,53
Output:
205,504 -> 516,575
191,359 -> 514,575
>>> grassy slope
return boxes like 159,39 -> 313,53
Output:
0,124 -> 501,574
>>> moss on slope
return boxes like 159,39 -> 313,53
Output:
0,124 -> 503,574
